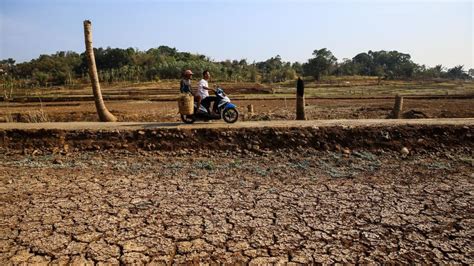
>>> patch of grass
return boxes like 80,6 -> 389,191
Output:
327,168 -> 352,178
24,110 -> 49,123
353,151 -> 378,161
458,157 -> 474,167
287,160 -> 310,170
165,162 -> 184,169
194,161 -> 215,171
425,162 -> 452,170
229,159 -> 243,169
254,167 -> 269,177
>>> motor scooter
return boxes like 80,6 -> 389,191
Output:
180,88 -> 239,124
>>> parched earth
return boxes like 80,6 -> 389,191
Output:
0,146 -> 473,264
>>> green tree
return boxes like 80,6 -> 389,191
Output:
291,62 -> 303,76
447,65 -> 469,79
337,58 -> 355,75
303,48 -> 337,81
33,71 -> 49,86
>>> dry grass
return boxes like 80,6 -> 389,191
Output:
24,109 -> 49,123
0,98 -> 49,123
2,78 -> 473,102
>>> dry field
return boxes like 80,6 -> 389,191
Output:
1,98 -> 473,123
0,121 -> 473,264
1,147 -> 472,264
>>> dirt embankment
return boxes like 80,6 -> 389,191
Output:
1,124 -> 472,153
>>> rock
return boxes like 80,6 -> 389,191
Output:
53,158 -> 63,165
321,143 -> 330,151
403,110 -> 428,119
401,147 -> 409,157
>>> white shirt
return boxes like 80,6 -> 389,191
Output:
197,79 -> 209,99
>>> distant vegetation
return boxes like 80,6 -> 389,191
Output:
0,46 -> 472,88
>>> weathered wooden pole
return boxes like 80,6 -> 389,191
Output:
247,104 -> 254,115
392,94 -> 403,119
83,20 -> 117,122
296,77 -> 306,120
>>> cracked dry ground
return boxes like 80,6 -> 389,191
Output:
0,148 -> 473,264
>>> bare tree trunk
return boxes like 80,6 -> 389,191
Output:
296,77 -> 306,120
83,20 -> 117,122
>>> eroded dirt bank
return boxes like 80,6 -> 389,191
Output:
0,122 -> 473,153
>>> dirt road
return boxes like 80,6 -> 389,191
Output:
1,118 -> 473,130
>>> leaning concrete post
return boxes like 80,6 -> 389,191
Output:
296,77 -> 306,120
84,20 -> 117,122
392,95 -> 403,119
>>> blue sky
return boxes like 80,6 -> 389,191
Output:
0,0 -> 472,69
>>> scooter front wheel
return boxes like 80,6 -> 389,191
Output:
222,108 -> 239,123
180,114 -> 196,124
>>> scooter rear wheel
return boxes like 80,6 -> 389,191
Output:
181,114 -> 196,124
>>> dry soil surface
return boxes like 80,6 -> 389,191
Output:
1,98 -> 473,122
1,146 -> 473,264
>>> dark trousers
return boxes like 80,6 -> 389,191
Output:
201,96 -> 217,112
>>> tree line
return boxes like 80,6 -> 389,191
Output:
0,46 -> 471,87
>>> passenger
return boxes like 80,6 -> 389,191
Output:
180,69 -> 193,94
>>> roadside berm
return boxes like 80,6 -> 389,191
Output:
0,119 -> 472,153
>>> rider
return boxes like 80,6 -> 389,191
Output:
197,70 -> 218,114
